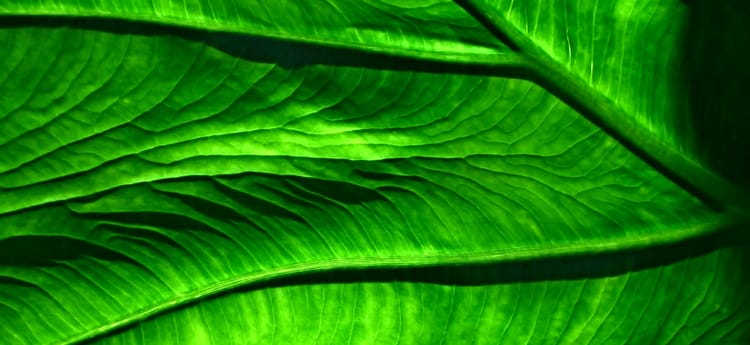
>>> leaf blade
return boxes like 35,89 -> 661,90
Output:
0,1 -> 748,345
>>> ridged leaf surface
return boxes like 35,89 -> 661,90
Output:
1,1 -> 748,344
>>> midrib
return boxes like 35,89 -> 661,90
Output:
456,0 -> 750,217
58,214 -> 743,345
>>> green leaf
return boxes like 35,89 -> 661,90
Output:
0,1 -> 748,344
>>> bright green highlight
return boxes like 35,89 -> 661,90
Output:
0,1 -> 748,344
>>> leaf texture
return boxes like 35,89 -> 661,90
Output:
481,0 -> 689,145
0,0 -> 511,62
0,1 -> 748,344
90,247 -> 750,345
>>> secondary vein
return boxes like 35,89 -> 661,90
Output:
456,0 -> 750,218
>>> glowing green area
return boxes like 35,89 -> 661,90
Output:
0,1 -> 748,344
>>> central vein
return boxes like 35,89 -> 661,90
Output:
456,0 -> 750,217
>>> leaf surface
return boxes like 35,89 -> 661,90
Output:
0,1 -> 748,344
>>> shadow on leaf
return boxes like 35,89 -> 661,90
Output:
682,0 -> 750,190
